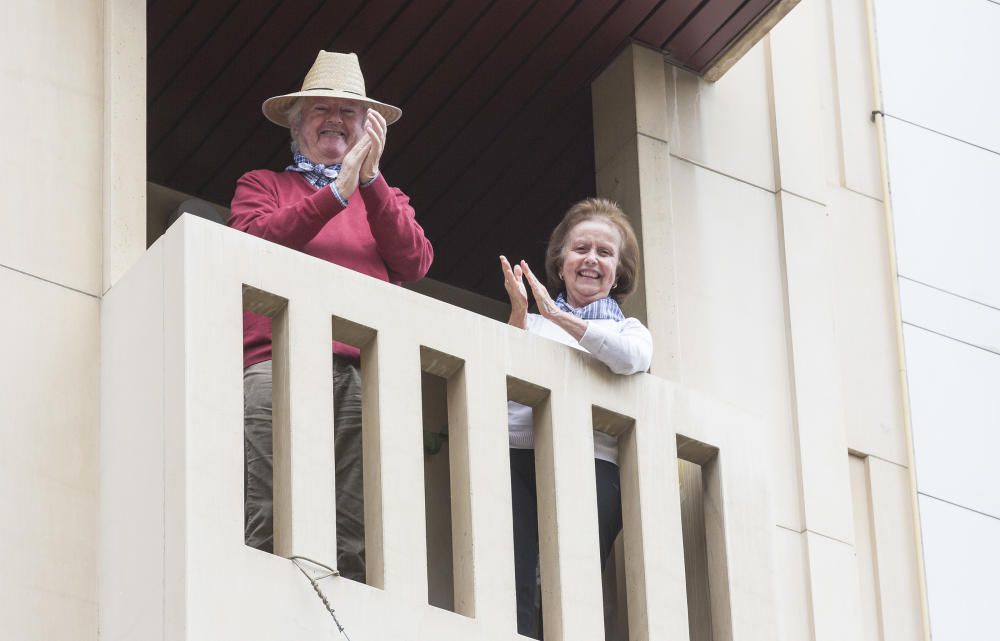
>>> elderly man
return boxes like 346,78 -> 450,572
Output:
229,51 -> 433,582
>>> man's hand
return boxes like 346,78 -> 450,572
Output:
335,134 -> 373,200
360,110 -> 387,184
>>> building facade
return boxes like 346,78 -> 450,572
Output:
2,0 -> 996,639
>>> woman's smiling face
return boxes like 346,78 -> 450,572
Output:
559,219 -> 622,308
292,97 -> 366,164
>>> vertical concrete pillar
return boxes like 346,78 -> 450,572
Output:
767,3 -> 867,639
592,43 -> 679,380
103,0 -> 147,291
592,44 -> 711,641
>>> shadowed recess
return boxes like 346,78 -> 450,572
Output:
148,0 -> 786,301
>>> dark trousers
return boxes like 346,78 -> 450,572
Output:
509,448 -> 622,639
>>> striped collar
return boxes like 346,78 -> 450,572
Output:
554,293 -> 625,321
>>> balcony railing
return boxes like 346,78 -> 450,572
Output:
100,216 -> 776,641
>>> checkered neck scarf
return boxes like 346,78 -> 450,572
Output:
554,292 -> 625,321
286,152 -> 340,188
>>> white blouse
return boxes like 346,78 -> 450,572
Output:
507,313 -> 653,464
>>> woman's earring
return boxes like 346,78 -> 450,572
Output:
558,273 -> 564,281
612,281 -> 618,289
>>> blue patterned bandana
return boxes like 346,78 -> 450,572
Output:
286,152 -> 340,188
554,292 -> 625,321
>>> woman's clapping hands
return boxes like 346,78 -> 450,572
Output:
500,256 -> 563,328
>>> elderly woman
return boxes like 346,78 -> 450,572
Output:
229,51 -> 433,582
500,197 -> 652,639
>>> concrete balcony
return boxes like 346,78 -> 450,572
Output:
100,216 -> 775,641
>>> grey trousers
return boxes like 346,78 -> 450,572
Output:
243,357 -> 366,582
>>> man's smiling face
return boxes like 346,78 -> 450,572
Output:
292,97 -> 366,165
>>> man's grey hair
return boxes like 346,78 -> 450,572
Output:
287,99 -> 306,154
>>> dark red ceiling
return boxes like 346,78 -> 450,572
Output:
148,0 -> 783,301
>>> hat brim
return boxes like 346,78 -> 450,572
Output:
262,89 -> 402,127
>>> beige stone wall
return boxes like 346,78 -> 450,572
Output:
1,0 -> 929,638
0,0 -> 145,638
0,1 -> 104,638
592,0 -> 924,639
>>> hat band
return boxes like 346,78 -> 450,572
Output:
301,87 -> 364,96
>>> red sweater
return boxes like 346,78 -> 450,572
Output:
229,170 -> 433,368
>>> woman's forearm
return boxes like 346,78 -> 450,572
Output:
578,319 -> 653,374
548,311 -> 588,342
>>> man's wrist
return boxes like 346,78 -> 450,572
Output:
329,180 -> 350,206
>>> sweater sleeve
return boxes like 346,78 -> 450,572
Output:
578,318 -> 653,375
229,171 -> 346,251
359,174 -> 434,283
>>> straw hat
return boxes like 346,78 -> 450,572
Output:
262,51 -> 401,127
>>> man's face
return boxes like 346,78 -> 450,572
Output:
292,97 -> 366,165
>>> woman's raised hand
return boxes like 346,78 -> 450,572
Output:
522,259 -> 589,341
500,255 -> 528,328
519,260 -> 561,321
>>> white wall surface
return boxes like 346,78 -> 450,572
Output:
0,1 -> 105,639
885,118 -> 1000,309
874,0 -> 1000,153
768,0 -> 841,204
875,1 -> 1000,638
900,278 -> 1000,356
0,266 -> 100,640
771,527 -> 812,641
903,325 -> 1000,519
828,0 -> 882,198
0,0 -> 104,296
667,157 -> 803,532
919,495 -> 1000,640
830,189 -> 907,466
664,44 -> 776,192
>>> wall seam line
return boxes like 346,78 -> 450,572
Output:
778,188 -> 826,208
898,275 -> 1000,313
637,130 -> 669,146
842,186 -> 882,203
864,453 -> 907,471
804,529 -> 854,547
918,493 -> 1000,523
902,321 -> 1000,358
668,153 -> 777,195
883,113 -> 1000,157
0,263 -> 101,300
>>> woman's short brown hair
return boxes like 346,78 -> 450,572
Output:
543,197 -> 641,304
